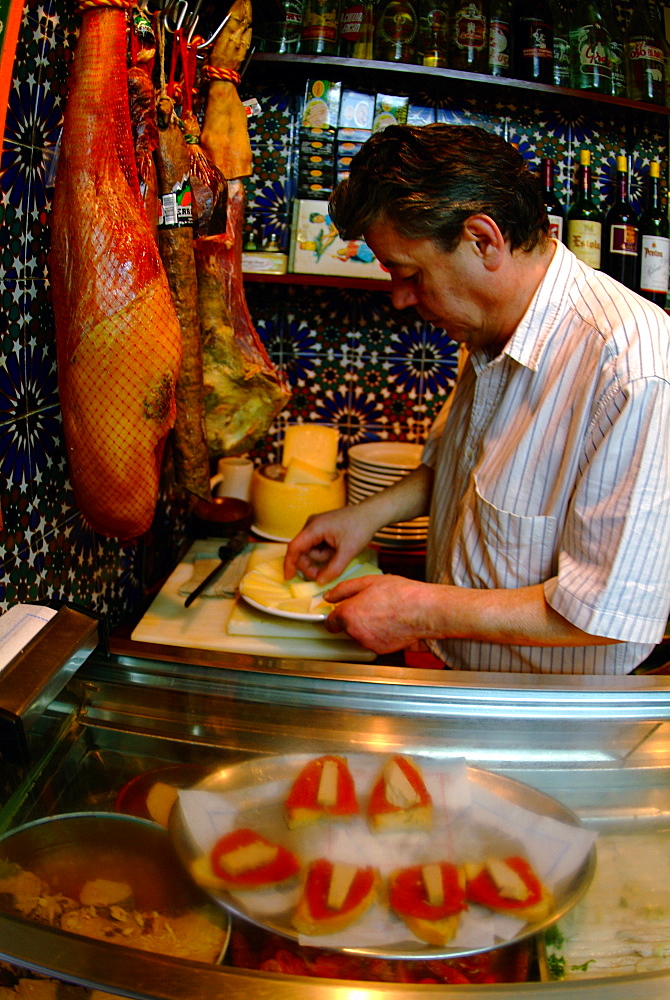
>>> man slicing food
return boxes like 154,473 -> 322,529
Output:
285,124 -> 670,675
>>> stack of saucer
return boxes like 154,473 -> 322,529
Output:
347,442 -> 429,549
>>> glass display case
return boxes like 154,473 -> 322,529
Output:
1,637 -> 669,999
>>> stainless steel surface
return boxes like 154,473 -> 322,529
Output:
0,647 -> 669,998
171,754 -> 595,959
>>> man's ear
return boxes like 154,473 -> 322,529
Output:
461,214 -> 506,270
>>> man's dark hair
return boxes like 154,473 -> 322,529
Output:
329,123 -> 549,253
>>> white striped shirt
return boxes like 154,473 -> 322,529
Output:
422,240 -> 670,674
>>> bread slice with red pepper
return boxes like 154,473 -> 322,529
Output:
190,828 -> 300,892
367,755 -> 433,832
388,861 -> 467,945
292,858 -> 380,935
465,855 -> 553,923
285,755 -> 359,829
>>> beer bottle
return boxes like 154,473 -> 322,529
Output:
449,0 -> 488,73
514,0 -> 554,84
566,149 -> 603,269
625,0 -> 667,104
602,154 -> 639,288
373,0 -> 419,62
637,160 -> 670,305
418,0 -> 450,67
569,0 -> 612,94
551,0 -> 571,87
300,0 -> 341,54
265,0 -> 305,52
488,0 -> 513,77
339,0 -> 375,57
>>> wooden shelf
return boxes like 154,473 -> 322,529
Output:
243,271 -> 391,290
250,53 -> 670,119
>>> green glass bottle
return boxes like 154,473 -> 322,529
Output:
569,0 -> 612,94
566,149 -> 603,269
300,0 -> 341,54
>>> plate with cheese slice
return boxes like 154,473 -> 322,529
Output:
169,753 -> 596,960
238,549 -> 382,621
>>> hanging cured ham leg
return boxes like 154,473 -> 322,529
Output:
199,0 -> 290,456
50,0 -> 182,539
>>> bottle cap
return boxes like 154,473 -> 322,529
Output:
616,154 -> 628,172
579,150 -> 591,165
650,161 -> 660,178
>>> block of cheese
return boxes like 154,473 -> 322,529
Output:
251,464 -> 346,540
283,424 -> 338,474
284,456 -> 334,485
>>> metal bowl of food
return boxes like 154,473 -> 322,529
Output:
0,812 -> 230,964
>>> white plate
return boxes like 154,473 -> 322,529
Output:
170,754 -> 597,961
251,524 -> 292,543
240,591 -> 330,622
348,442 -> 423,470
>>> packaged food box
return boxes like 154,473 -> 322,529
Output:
301,80 -> 342,133
288,198 -> 390,280
337,126 -> 372,143
338,89 -> 375,129
408,104 -> 436,126
372,94 -> 409,133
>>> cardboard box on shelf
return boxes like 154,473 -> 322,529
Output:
372,94 -> 409,133
301,80 -> 342,133
288,198 -> 390,280
338,89 -> 375,130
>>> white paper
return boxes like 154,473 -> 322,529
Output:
0,604 -> 58,674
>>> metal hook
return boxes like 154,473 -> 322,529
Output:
194,9 -> 232,49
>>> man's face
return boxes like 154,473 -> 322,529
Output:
365,219 -> 505,351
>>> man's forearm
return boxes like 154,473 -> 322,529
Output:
422,581 -> 618,647
356,462 -> 433,531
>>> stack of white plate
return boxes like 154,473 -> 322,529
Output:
347,442 -> 429,549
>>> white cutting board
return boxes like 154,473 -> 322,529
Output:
131,540 -> 376,662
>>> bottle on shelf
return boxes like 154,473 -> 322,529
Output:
339,0 -> 375,57
637,160 -> 670,305
417,0 -> 450,67
566,149 -> 603,269
602,154 -> 639,289
541,157 -> 565,241
604,0 -> 626,97
625,0 -> 667,105
488,0 -> 513,77
264,0 -> 305,52
373,0 -> 420,62
513,0 -> 554,84
300,0 -> 341,54
569,0 -> 612,94
551,0 -> 571,87
448,0 -> 488,73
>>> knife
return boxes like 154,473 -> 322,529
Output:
183,535 -> 248,608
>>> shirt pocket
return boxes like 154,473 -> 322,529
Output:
452,477 -> 558,590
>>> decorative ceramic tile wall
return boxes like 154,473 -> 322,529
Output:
0,0 -> 666,628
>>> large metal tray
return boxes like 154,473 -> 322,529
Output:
170,754 -> 596,961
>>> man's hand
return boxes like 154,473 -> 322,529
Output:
324,574 -> 428,653
284,505 -> 374,585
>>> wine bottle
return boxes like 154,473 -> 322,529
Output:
264,0 -> 305,52
488,0 -> 513,77
551,0 -> 571,87
449,0 -> 488,73
637,160 -> 670,305
373,0 -> 419,62
604,0 -> 626,96
602,154 -> 639,289
625,0 -> 667,105
300,0 -> 341,54
418,0 -> 450,66
541,157 -> 565,242
339,0 -> 375,56
566,149 -> 603,269
514,0 -> 554,84
569,0 -> 612,94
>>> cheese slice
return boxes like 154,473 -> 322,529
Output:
253,557 -> 287,583
422,863 -> 444,907
289,579 -> 323,599
317,758 -> 339,806
486,858 -> 529,901
218,840 -> 278,876
383,759 -> 421,808
327,862 -> 357,910
284,457 -> 334,485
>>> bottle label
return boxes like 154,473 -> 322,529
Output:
547,213 -> 563,242
488,18 -> 511,70
452,3 -> 486,52
340,3 -> 365,40
609,224 -> 639,256
267,0 -> 303,45
573,24 -> 611,82
158,178 -> 193,229
378,0 -> 418,44
628,40 -> 665,72
553,35 -> 570,85
640,234 -> 670,293
302,0 -> 340,42
520,18 -> 552,59
568,219 -> 602,269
